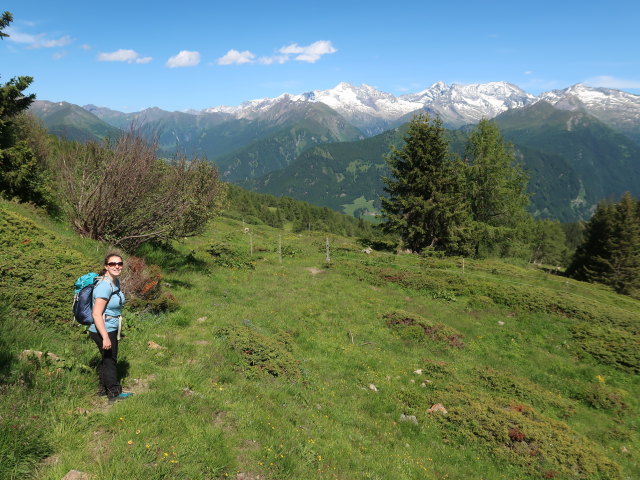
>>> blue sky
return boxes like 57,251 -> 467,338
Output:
3,0 -> 639,112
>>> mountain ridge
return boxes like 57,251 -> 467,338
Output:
77,81 -> 640,143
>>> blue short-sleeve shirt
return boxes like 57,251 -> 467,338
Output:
88,278 -> 125,333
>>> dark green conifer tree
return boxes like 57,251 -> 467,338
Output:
0,12 -> 52,208
567,192 -> 640,297
464,119 -> 530,256
608,192 -> 640,296
381,114 -> 471,254
567,200 -> 616,283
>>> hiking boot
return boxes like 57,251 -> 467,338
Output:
97,388 -> 108,397
108,392 -> 134,403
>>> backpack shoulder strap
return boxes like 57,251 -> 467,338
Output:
95,277 -> 119,300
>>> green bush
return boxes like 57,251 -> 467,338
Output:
214,326 -> 300,379
384,310 -> 465,348
206,242 -> 256,270
476,367 -> 576,418
0,207 -> 93,322
439,393 -> 623,480
579,382 -> 628,411
390,364 -> 619,478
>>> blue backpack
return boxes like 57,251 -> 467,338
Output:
72,273 -> 120,325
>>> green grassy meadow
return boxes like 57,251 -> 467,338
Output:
1,200 -> 639,479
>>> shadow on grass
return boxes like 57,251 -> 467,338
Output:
135,242 -> 208,273
0,302 -> 16,383
88,355 -> 131,385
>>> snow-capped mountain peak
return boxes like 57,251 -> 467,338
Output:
538,83 -> 640,138
199,81 -> 638,136
540,83 -> 640,110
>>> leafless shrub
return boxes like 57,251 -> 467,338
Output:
52,131 -> 225,251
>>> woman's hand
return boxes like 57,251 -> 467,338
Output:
102,335 -> 112,350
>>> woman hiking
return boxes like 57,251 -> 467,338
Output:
89,253 -> 132,402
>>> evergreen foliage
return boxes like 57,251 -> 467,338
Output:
568,192 -> 640,297
528,219 -> 568,266
381,116 -> 534,258
225,184 -> 372,237
465,119 -> 530,256
0,13 -> 52,208
381,114 -> 471,254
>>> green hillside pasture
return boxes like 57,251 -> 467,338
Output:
338,254 -> 640,374
1,207 -> 638,479
340,195 -> 378,218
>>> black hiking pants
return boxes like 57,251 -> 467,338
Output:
89,330 -> 122,398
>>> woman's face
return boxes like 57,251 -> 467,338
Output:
105,256 -> 124,277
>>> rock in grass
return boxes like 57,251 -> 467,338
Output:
61,470 -> 93,480
400,414 -> 418,425
427,403 -> 448,415
147,341 -> 165,350
369,383 -> 378,392
19,349 -> 60,361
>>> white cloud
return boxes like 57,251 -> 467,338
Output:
5,28 -> 41,44
584,75 -> 640,89
166,50 -> 201,68
81,44 -> 91,51
218,40 -> 337,66
52,51 -> 67,60
278,40 -> 337,63
5,26 -> 72,49
217,49 -> 256,65
524,70 -> 533,75
41,35 -> 72,48
98,49 -> 152,64
257,54 -> 289,65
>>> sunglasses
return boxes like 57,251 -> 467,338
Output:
106,261 -> 124,267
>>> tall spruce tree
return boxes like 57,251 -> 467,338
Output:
567,200 -> 616,283
381,114 -> 471,254
608,192 -> 640,296
0,11 -> 50,207
464,119 -> 530,256
568,192 -> 640,297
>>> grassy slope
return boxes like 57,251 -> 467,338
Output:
1,201 -> 639,480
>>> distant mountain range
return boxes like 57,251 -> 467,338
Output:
29,81 -> 640,221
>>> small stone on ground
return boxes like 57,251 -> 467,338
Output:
147,341 -> 165,350
305,267 -> 326,275
400,414 -> 418,425
61,470 -> 92,480
427,403 -> 448,415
